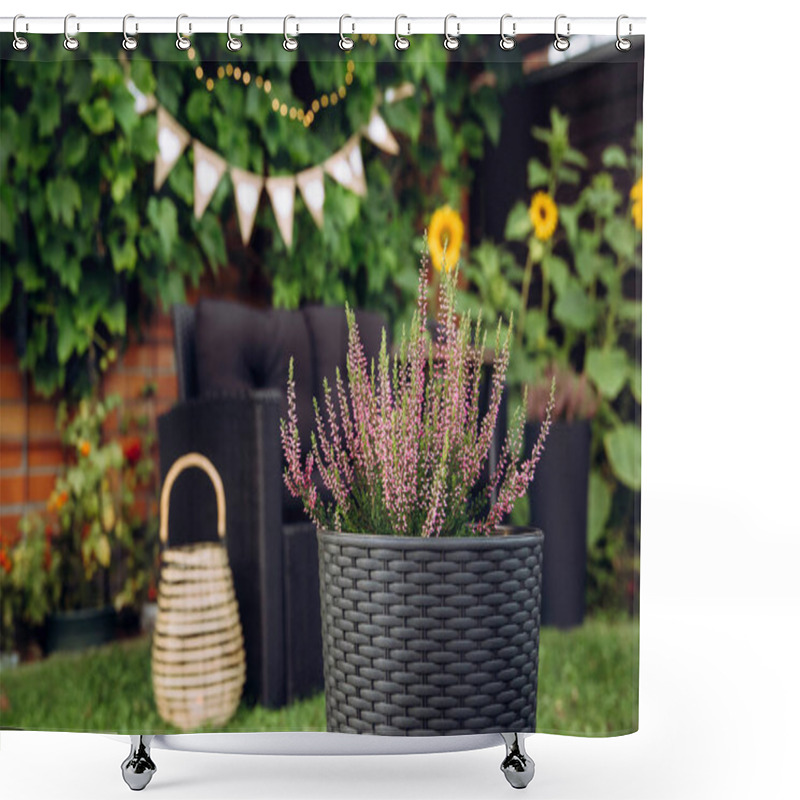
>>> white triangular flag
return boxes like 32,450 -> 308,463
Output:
265,176 -> 296,250
127,79 -> 156,116
155,107 -> 191,191
230,167 -> 263,246
363,109 -> 399,155
193,141 -> 227,220
383,82 -> 415,104
324,137 -> 367,197
296,166 -> 325,230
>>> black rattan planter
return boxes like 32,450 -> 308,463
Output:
317,527 -> 544,736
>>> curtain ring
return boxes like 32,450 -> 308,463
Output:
443,14 -> 460,51
554,14 -> 570,51
175,14 -> 191,50
12,15 -> 29,51
616,15 -> 632,51
63,14 -> 79,51
499,14 -> 515,51
122,14 -> 138,51
394,15 -> 410,51
339,15 -> 355,51
283,15 -> 299,51
227,15 -> 243,51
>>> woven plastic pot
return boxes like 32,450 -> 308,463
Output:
317,527 -> 543,736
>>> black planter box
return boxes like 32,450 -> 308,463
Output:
318,528 -> 543,735
526,419 -> 591,629
45,606 -> 116,654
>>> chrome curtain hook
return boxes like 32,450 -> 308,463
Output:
122,14 -> 138,51
175,14 -> 191,50
500,14 -> 516,51
394,15 -> 410,51
339,15 -> 355,51
227,15 -> 243,51
283,16 -> 299,51
554,14 -> 570,51
443,14 -> 460,51
616,15 -> 632,51
12,14 -> 29,51
63,13 -> 79,51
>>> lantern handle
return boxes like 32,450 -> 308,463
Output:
159,453 -> 226,543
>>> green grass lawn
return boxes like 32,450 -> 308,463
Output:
0,616 -> 637,736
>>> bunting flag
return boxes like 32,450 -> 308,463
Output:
193,142 -> 227,220
363,110 -> 400,155
154,107 -> 191,191
137,77 -> 409,247
295,166 -> 326,230
324,137 -> 367,197
265,176 -> 297,250
230,168 -> 263,246
126,79 -> 157,116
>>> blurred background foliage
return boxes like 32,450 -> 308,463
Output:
0,33 -> 514,396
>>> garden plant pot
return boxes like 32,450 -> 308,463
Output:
317,527 -> 543,735
44,606 -> 116,654
526,419 -> 591,629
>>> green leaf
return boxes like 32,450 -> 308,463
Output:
527,160 -> 550,189
147,197 -> 178,260
588,470 -> 613,547
629,364 -> 642,404
564,146 -> 588,168
102,300 -> 126,335
17,260 -> 45,292
505,202 -> 532,241
45,177 -> 82,227
605,217 -> 635,261
0,264 -> 12,312
552,285 -> 596,331
61,128 -> 89,169
602,145 -> 628,169
585,347 -> 629,399
109,85 -> 138,137
55,258 -> 82,294
604,424 -> 641,490
543,254 -> 569,295
557,166 -> 581,184
523,309 -> 548,347
109,237 -> 137,273
79,98 -> 116,135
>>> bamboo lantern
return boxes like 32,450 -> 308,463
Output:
152,453 -> 245,730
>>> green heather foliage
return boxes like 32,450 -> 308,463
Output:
0,34 -> 512,396
0,618 -> 637,735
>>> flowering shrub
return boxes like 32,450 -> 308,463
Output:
2,393 -> 158,652
282,257 -> 554,538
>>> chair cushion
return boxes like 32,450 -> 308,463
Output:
194,298 -> 316,449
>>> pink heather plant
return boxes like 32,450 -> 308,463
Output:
281,254 -> 555,538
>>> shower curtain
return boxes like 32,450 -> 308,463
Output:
0,23 -> 643,740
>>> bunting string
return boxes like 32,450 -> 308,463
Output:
128,79 -> 411,250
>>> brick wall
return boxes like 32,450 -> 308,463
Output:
0,312 -> 178,546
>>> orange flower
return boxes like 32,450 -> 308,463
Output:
54,490 -> 69,510
0,549 -> 11,575
79,441 -> 91,458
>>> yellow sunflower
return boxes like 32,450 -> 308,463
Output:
528,192 -> 558,241
630,176 -> 643,230
428,206 -> 464,272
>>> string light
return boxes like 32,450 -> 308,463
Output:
186,46 -> 361,127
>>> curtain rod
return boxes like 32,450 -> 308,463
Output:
1,16 -> 646,37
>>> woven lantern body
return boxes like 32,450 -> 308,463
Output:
152,453 -> 246,730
